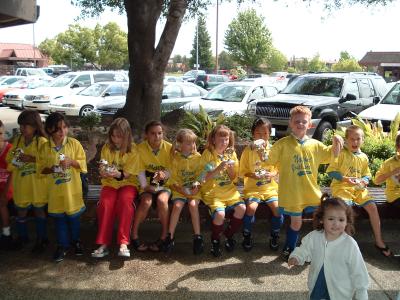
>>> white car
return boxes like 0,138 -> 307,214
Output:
182,81 -> 278,116
49,81 -> 129,116
24,71 -> 128,112
358,81 -> 400,131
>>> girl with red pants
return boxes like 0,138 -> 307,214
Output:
92,118 -> 138,258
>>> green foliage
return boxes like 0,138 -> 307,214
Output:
222,114 -> 255,142
189,16 -> 213,70
332,59 -> 362,72
224,8 -> 272,70
308,54 -> 328,72
218,51 -> 236,71
266,48 -> 288,73
361,136 -> 395,162
79,112 -> 102,131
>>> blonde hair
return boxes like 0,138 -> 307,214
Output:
290,106 -> 312,119
345,125 -> 364,139
171,128 -> 197,156
206,125 -> 235,151
107,117 -> 133,154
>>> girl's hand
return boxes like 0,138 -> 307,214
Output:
343,176 -> 357,185
332,135 -> 344,157
18,153 -> 35,163
287,257 -> 299,267
60,156 -> 73,169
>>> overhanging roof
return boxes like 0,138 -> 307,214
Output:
0,0 -> 39,28
359,51 -> 400,66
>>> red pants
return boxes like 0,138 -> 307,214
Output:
96,185 -> 137,246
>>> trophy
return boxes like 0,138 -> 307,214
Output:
98,159 -> 117,174
220,147 -> 235,166
11,148 -> 24,168
151,171 -> 163,191
198,163 -> 215,183
183,181 -> 201,195
254,160 -> 271,183
53,153 -> 65,173
353,178 -> 366,191
252,139 -> 269,161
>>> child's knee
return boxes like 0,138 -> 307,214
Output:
173,201 -> 185,210
235,204 -> 246,216
213,211 -> 225,223
188,200 -> 198,210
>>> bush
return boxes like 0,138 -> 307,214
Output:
79,112 -> 102,131
222,114 -> 255,142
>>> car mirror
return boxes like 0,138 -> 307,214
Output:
373,96 -> 380,105
247,98 -> 256,104
103,92 -> 111,97
162,94 -> 168,100
70,83 -> 80,88
196,81 -> 205,88
339,93 -> 357,103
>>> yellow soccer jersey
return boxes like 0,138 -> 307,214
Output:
267,135 -> 332,212
137,140 -> 172,188
100,143 -> 139,189
239,144 -> 278,200
374,155 -> 400,202
199,149 -> 241,206
37,137 -> 87,215
169,152 -> 202,199
6,135 -> 48,207
327,147 -> 371,204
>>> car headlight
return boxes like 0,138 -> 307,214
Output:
248,102 -> 256,115
61,103 -> 76,107
36,95 -> 50,101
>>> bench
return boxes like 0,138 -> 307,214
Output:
83,185 -> 399,221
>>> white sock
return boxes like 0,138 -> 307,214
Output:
2,226 -> 10,236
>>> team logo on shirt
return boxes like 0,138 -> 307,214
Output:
52,169 -> 72,185
292,154 -> 312,176
19,163 -> 36,177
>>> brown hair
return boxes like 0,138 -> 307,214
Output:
290,106 -> 312,119
107,117 -> 133,154
206,125 -> 235,152
171,128 -> 197,156
45,112 -> 70,136
251,118 -> 272,135
17,110 -> 46,138
313,193 -> 355,236
345,125 -> 364,139
144,120 -> 164,134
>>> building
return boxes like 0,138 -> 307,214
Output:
359,51 -> 400,82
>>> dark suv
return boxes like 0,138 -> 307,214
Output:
248,72 -> 388,140
194,74 -> 229,90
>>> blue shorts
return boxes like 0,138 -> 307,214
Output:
278,205 -> 318,217
246,197 -> 278,204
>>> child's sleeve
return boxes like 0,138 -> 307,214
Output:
74,141 -> 87,173
5,143 -> 16,172
265,142 -> 280,167
239,147 -> 250,178
373,160 -> 389,185
168,157 -> 179,186
361,156 -> 371,181
124,145 -> 139,176
36,142 -> 50,176
289,232 -> 314,265
318,142 -> 333,165
349,242 -> 369,300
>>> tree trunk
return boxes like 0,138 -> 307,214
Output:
116,0 -> 187,138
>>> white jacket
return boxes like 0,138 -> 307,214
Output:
290,230 -> 369,300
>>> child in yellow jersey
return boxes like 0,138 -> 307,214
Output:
200,125 -> 245,257
239,118 -> 282,252
375,133 -> 400,209
91,118 -> 138,259
6,110 -> 48,252
163,129 -> 203,255
327,125 -> 391,257
266,106 -> 343,260
131,121 -> 172,252
38,113 -> 87,262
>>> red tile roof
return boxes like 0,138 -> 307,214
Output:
0,43 -> 45,59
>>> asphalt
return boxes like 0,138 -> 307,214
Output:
0,217 -> 399,300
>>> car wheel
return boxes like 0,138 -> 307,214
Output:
313,121 -> 333,141
79,105 -> 94,117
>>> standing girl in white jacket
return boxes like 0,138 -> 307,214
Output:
288,194 -> 369,300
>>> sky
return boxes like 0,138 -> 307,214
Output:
1,0 -> 399,62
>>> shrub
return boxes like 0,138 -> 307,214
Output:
222,113 -> 255,142
79,112 -> 102,131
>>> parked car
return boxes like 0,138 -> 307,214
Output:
194,74 -> 229,90
182,69 -> 206,82
248,72 -> 388,140
182,81 -> 279,116
48,81 -> 129,117
358,81 -> 400,131
23,71 -> 128,112
14,68 -> 53,80
94,82 -> 207,116
0,75 -> 24,86
164,75 -> 183,83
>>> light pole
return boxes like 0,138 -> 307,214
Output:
196,18 -> 199,71
215,0 -> 219,73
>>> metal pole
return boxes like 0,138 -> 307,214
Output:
215,0 -> 219,74
32,23 -> 36,67
196,18 -> 199,71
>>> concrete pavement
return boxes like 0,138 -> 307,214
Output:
0,218 -> 399,299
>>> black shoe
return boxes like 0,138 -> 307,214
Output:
74,241 -> 84,256
224,238 -> 236,252
269,233 -> 280,251
163,233 -> 174,254
211,239 -> 222,257
0,235 -> 13,250
53,246 -> 68,262
282,246 -> 292,262
31,238 -> 49,254
242,232 -> 253,252
193,234 -> 204,255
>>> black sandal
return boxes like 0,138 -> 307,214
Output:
131,239 -> 148,252
149,239 -> 164,252
375,244 -> 392,257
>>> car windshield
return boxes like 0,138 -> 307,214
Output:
78,83 -> 109,96
27,69 -> 47,76
203,84 -> 250,102
50,74 -> 76,87
380,83 -> 400,105
281,77 -> 343,97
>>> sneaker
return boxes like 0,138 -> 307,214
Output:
282,246 -> 292,262
224,238 -> 236,252
91,245 -> 109,258
74,241 -> 84,256
269,234 -> 279,251
31,238 -> 49,254
118,245 -> 130,258
242,232 -> 253,252
210,239 -> 222,257
163,233 -> 175,254
53,246 -> 68,262
193,234 -> 204,255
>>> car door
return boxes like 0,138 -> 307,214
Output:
358,78 -> 378,110
339,78 -> 364,114
161,84 -> 183,112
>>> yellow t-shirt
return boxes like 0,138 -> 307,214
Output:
327,147 -> 371,204
199,148 -> 241,206
100,143 -> 139,189
137,140 -> 172,189
37,137 -> 87,215
239,143 -> 278,200
267,135 -> 332,212
169,152 -> 202,199
374,155 -> 400,203
6,135 -> 48,207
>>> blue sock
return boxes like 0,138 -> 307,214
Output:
271,215 -> 284,236
16,216 -> 29,241
284,227 -> 299,251
35,217 -> 47,240
242,214 -> 254,234
68,215 -> 81,242
54,216 -> 69,247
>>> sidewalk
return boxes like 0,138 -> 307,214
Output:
0,218 -> 399,300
